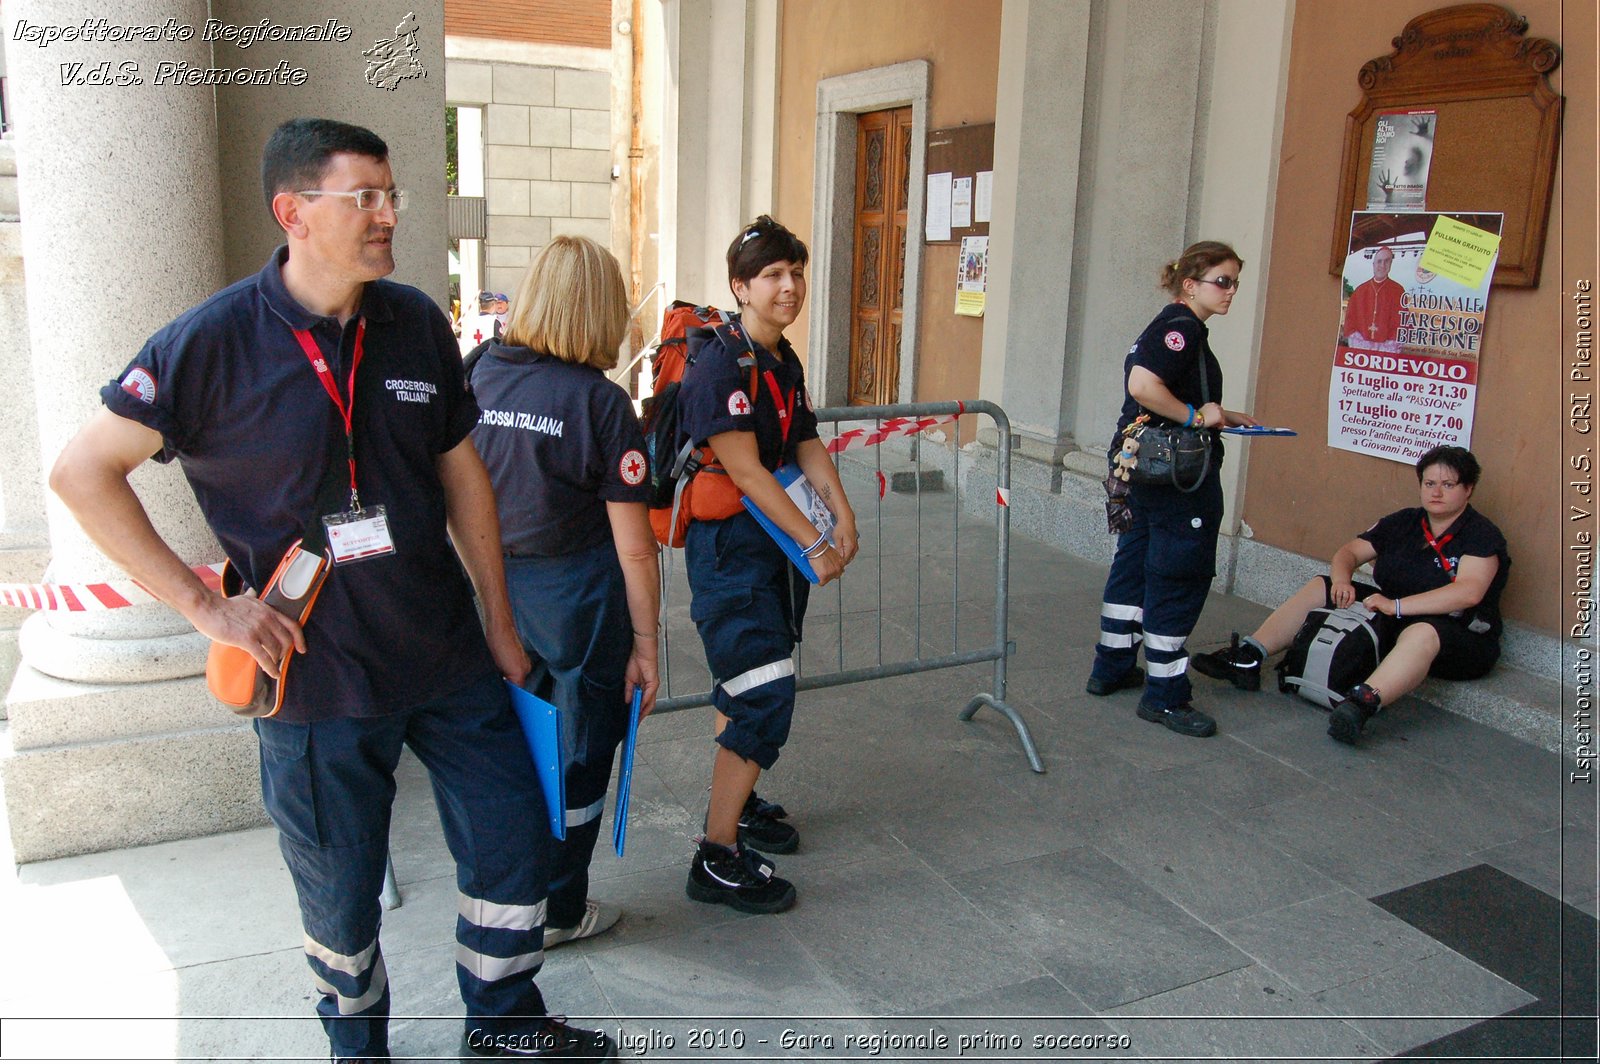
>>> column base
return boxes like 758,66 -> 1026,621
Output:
19,610 -> 210,684
2,667 -> 265,863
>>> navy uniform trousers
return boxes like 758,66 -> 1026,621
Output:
505,540 -> 632,929
1089,472 -> 1224,709
254,672 -> 552,1061
685,512 -> 809,770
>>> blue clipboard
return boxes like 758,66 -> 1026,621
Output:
612,688 -> 644,857
505,680 -> 566,840
1221,426 -> 1297,436
740,464 -> 835,584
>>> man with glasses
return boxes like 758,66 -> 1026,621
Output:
49,118 -> 616,1062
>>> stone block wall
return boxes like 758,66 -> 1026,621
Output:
447,58 -> 613,296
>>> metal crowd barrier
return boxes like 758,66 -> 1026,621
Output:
656,399 -> 1043,774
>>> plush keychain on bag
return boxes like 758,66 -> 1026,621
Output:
1113,437 -> 1140,482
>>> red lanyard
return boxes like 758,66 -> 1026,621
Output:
293,319 -> 366,511
760,369 -> 795,446
1420,517 -> 1455,580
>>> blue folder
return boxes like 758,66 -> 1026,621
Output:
505,680 -> 566,840
612,688 -> 644,857
740,463 -> 836,584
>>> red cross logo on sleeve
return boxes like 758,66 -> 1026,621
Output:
619,449 -> 647,486
473,328 -> 484,343
728,390 -> 751,416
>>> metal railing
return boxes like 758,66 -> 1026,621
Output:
655,399 -> 1043,773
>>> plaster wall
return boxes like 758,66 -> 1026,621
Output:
1246,0 -> 1587,634
775,0 -> 1000,401
215,1 -> 449,306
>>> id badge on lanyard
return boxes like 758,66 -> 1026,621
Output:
294,320 -> 397,565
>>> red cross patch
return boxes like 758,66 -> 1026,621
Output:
1163,330 -> 1186,351
619,449 -> 647,486
120,367 -> 157,404
728,390 -> 751,416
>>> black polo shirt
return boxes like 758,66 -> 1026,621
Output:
102,247 -> 495,722
469,344 -> 650,557
678,322 -> 819,472
1115,302 -> 1225,434
1360,504 -> 1511,632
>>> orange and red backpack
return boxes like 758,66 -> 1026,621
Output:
640,301 -> 759,547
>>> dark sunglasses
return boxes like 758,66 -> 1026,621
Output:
1196,276 -> 1241,291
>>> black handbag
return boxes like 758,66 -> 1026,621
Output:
1117,339 -> 1214,493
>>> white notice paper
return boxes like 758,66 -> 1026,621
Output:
925,172 -> 953,242
951,177 -> 972,229
975,170 -> 993,223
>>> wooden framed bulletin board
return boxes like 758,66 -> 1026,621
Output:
1328,3 -> 1563,288
925,123 -> 993,245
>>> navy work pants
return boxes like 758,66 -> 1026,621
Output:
254,672 -> 551,1061
1090,472 -> 1224,709
505,541 -> 631,929
685,512 -> 808,769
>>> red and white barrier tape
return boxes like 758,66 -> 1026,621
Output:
8,408 -> 977,612
823,404 -> 964,455
0,563 -> 224,613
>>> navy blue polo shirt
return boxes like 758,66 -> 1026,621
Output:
1360,504 -> 1511,633
468,344 -> 650,557
102,247 -> 496,722
1115,303 -> 1224,430
678,323 -> 819,472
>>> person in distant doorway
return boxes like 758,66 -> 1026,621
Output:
1343,245 -> 1405,351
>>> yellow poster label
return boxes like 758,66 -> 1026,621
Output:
1419,216 -> 1501,287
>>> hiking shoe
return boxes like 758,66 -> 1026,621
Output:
542,899 -> 621,950
1329,684 -> 1381,745
737,792 -> 798,854
1085,666 -> 1145,696
460,1016 -> 618,1060
1191,635 -> 1263,691
686,839 -> 796,914
1136,701 -> 1218,738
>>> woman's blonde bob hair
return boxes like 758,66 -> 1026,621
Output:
503,235 -> 629,369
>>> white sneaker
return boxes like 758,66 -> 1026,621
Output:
542,899 -> 622,949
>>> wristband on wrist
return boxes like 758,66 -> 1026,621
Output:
802,531 -> 829,557
633,628 -> 657,639
1394,598 -> 1403,619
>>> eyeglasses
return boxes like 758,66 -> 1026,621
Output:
297,188 -> 409,212
1196,276 -> 1241,291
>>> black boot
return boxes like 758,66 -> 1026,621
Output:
1329,683 -> 1381,744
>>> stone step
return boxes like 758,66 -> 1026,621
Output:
1411,661 -> 1566,754
1,669 -> 266,863
0,139 -> 17,220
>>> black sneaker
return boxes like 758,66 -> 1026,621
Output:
686,839 -> 796,914
1329,684 -> 1381,745
737,792 -> 798,854
1191,634 -> 1263,691
1085,666 -> 1145,697
460,1016 -> 618,1060
1136,701 -> 1218,738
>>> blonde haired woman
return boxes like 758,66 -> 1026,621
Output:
469,235 -> 660,947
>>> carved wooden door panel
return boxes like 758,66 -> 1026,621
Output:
848,107 -> 911,406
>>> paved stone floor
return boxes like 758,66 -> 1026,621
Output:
1,484 -> 1595,1062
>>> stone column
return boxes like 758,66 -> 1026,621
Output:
979,0 -> 1093,464
9,0 -> 225,685
1,0 -> 249,863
